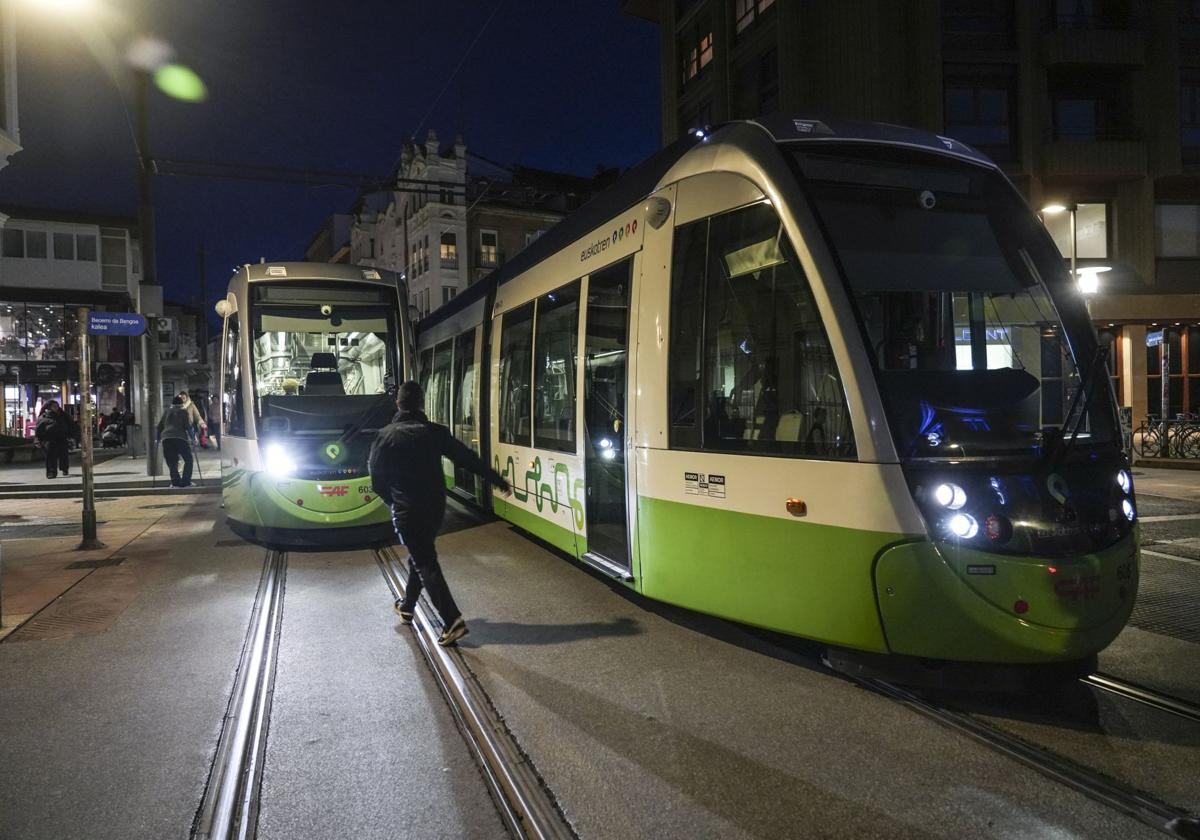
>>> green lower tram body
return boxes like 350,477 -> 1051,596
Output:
227,456 -> 1138,664
224,467 -> 394,550
480,469 -> 1138,665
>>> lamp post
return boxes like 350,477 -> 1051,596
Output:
19,5 -> 206,476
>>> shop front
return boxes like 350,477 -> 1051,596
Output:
0,300 -> 131,437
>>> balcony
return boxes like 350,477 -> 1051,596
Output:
1040,131 -> 1147,180
1040,28 -> 1143,65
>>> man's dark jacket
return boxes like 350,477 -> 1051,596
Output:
35,410 -> 70,446
368,410 -> 509,529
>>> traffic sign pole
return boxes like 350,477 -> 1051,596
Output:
78,307 -> 105,550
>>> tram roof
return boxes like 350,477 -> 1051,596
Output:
417,114 -> 993,334
239,262 -> 399,285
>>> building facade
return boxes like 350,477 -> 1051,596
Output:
624,0 -> 1200,424
0,0 -> 20,180
0,208 -> 140,435
347,131 -> 602,318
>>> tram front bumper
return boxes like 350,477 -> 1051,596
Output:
874,533 -> 1139,664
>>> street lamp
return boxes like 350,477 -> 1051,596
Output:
21,2 -> 206,474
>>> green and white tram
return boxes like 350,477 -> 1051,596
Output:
216,262 -> 413,548
419,115 -> 1138,666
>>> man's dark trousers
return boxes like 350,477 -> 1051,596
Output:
44,441 -> 69,478
393,511 -> 460,625
162,438 -> 193,485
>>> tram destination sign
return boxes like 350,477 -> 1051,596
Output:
87,312 -> 147,336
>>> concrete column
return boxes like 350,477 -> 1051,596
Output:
1125,324 -> 1148,421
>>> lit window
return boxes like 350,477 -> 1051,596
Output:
1044,203 -> 1109,259
480,230 -> 498,265
441,231 -> 458,266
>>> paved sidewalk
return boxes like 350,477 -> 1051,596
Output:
0,443 -> 220,498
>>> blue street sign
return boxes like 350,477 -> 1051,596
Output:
87,312 -> 147,336
1146,330 -> 1164,348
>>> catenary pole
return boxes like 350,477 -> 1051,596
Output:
137,68 -> 163,477
78,308 -> 104,549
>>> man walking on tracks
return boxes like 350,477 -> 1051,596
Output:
369,380 -> 511,646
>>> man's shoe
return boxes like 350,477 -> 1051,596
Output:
437,617 -> 468,647
393,600 -> 414,624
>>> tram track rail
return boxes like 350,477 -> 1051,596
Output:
1083,673 -> 1200,725
372,544 -> 576,840
191,549 -> 288,840
856,676 -> 1200,839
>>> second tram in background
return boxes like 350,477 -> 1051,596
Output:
415,114 -> 1138,670
216,262 -> 412,548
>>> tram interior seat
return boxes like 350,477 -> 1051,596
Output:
304,352 -> 345,396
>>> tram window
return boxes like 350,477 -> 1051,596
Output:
669,202 -> 855,459
419,348 -> 433,392
669,221 -> 708,449
428,339 -> 453,424
499,302 -> 534,445
223,314 -> 245,437
534,280 -> 580,452
453,329 -> 478,444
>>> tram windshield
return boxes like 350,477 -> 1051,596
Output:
248,283 -> 397,432
790,146 -> 1119,460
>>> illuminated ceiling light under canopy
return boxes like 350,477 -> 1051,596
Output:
1041,203 -> 1068,214
25,0 -> 94,13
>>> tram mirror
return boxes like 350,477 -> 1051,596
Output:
215,300 -> 231,318
646,196 -> 672,230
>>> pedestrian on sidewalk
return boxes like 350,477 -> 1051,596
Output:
368,380 -> 511,646
34,400 -> 71,479
156,396 -> 194,488
178,391 -> 208,447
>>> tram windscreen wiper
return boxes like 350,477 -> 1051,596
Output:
1048,344 -> 1108,468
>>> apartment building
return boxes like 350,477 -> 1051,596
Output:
624,0 -> 1200,422
347,131 -> 604,318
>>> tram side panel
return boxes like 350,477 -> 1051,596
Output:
631,172 -> 908,651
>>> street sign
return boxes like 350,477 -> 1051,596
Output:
87,312 -> 147,336
1147,330 -> 1164,347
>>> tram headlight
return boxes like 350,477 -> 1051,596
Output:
948,513 -> 979,539
1121,498 -> 1135,522
934,483 -> 967,510
265,443 -> 297,478
1116,469 -> 1132,494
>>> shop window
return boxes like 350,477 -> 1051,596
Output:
533,280 -> 580,452
668,202 -> 856,459
0,302 -> 25,359
1156,204 -> 1200,257
25,304 -> 66,361
498,302 -> 534,445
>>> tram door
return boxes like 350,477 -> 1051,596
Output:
583,259 -> 632,570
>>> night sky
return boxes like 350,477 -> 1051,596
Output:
1,0 -> 661,316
